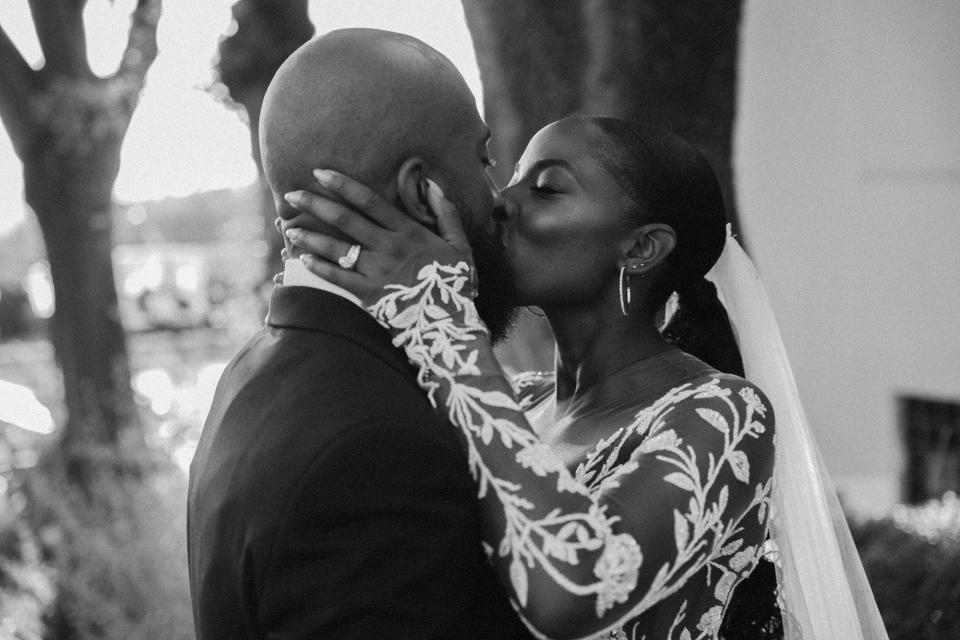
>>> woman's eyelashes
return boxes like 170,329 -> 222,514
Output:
531,182 -> 560,195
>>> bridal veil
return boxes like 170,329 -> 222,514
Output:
706,227 -> 889,640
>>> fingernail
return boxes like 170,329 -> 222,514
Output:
313,169 -> 334,185
284,228 -> 300,242
425,179 -> 445,199
299,253 -> 314,267
284,191 -> 303,206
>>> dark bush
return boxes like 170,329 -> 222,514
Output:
851,493 -> 960,640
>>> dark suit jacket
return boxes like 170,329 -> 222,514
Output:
188,286 -> 530,639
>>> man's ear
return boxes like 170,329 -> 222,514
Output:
396,157 -> 437,229
621,223 -> 677,274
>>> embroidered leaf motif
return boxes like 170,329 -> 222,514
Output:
639,429 -> 680,454
389,304 -> 419,329
720,538 -> 743,557
717,485 -> 729,514
424,303 -> 449,320
674,509 -> 689,552
731,546 -> 757,571
510,557 -> 529,607
729,450 -> 750,483
714,572 -> 736,601
696,407 -> 729,434
664,472 -> 695,492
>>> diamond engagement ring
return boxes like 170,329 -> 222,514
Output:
338,243 -> 362,270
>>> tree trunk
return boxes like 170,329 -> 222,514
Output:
463,0 -> 743,233
0,0 -> 161,474
462,0 -> 588,188
214,0 -> 314,283
23,138 -> 137,458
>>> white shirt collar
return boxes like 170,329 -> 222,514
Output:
282,259 -> 364,310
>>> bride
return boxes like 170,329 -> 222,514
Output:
282,116 -> 887,640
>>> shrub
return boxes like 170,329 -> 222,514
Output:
851,493 -> 960,640
17,451 -> 194,640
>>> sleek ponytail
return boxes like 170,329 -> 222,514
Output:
660,277 -> 744,376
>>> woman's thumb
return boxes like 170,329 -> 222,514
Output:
426,179 -> 468,249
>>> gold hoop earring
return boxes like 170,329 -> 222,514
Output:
619,266 -> 631,316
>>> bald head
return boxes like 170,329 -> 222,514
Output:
260,29 -> 481,211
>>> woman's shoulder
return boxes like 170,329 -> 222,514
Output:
653,371 -> 775,436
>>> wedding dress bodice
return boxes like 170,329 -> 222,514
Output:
366,262 -> 776,640
516,364 -> 774,639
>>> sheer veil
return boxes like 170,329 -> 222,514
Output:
705,227 -> 889,640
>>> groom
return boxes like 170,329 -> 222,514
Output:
187,30 -> 525,639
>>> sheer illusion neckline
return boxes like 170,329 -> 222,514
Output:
528,347 -> 718,415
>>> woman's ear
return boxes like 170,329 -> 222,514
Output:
396,157 -> 438,229
622,223 -> 676,274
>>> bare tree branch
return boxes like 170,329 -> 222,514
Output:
0,21 -> 40,155
114,0 -> 161,87
27,0 -> 90,76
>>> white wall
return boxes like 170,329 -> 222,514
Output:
737,0 -> 960,515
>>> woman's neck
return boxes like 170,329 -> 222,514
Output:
545,302 -> 671,405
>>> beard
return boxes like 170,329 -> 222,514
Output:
469,227 -> 520,345
443,190 -> 519,344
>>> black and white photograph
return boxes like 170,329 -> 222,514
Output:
0,1 -> 957,638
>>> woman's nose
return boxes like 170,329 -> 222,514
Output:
493,195 -> 518,221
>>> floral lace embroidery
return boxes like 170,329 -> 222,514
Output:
368,262 -> 773,639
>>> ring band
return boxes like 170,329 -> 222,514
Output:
338,243 -> 362,270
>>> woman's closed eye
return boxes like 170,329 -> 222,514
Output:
531,182 -> 561,195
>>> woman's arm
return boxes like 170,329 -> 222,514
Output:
284,172 -> 776,639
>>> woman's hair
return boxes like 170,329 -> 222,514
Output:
585,117 -> 727,301
583,116 -> 784,639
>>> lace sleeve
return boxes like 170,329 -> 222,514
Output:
368,262 -> 775,639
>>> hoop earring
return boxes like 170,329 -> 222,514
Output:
619,266 -> 631,316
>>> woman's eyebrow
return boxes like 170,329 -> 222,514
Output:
513,158 -> 575,179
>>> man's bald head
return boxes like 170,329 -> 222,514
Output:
260,28 -> 481,207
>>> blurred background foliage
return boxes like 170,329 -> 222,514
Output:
0,0 -> 956,638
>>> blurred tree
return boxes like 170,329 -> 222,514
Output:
0,0 -> 161,471
213,0 -> 314,283
464,0 -> 742,231
462,0 -> 743,371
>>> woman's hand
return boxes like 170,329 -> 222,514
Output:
282,169 -> 474,305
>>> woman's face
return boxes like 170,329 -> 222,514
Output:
499,119 -> 635,309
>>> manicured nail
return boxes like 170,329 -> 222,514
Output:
284,190 -> 304,206
313,169 -> 335,185
299,253 -> 314,267
425,179 -> 444,200
284,228 -> 301,242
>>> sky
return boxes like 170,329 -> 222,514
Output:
0,0 -> 482,236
